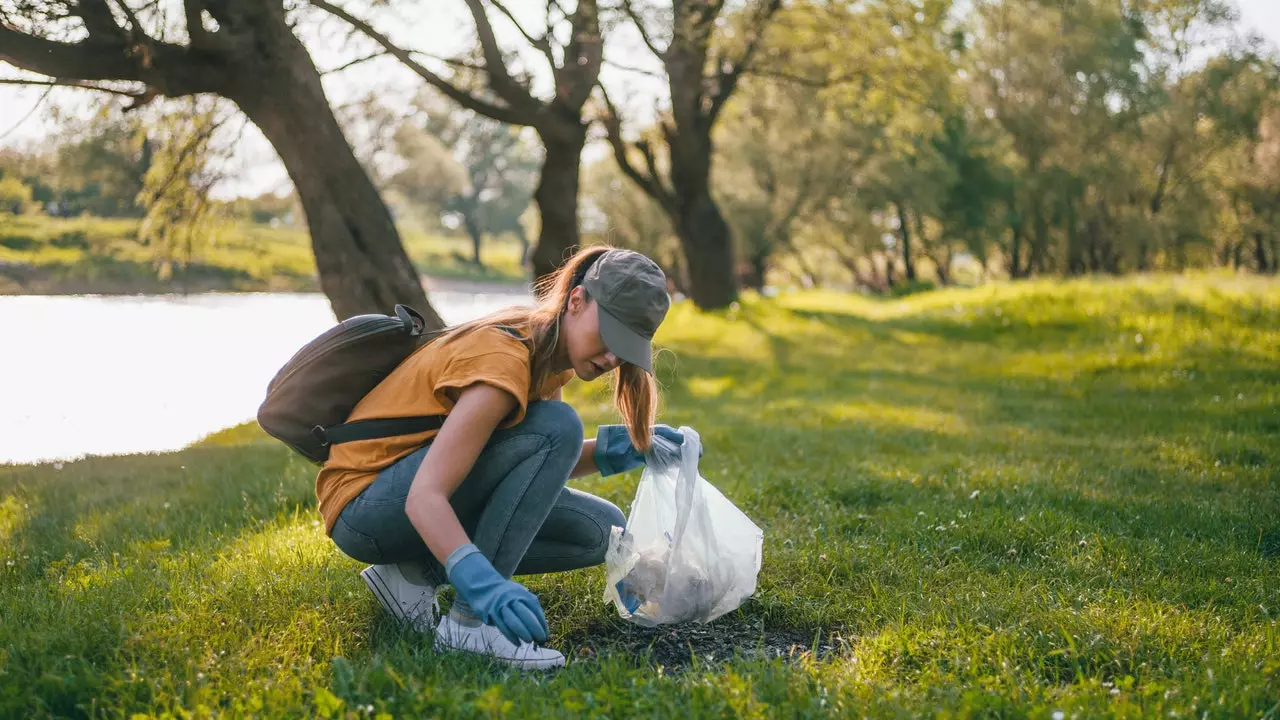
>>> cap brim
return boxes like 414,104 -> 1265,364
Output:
597,304 -> 653,373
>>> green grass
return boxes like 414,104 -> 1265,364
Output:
0,214 -> 527,294
2,274 -> 1278,717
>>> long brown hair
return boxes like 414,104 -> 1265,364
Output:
436,245 -> 660,450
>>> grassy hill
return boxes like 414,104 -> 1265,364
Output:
0,215 -> 527,294
1,275 -> 1277,717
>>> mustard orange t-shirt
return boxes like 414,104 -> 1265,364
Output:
316,325 -> 574,534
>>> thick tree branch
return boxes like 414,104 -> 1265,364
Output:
708,0 -> 781,125
598,85 -> 673,209
0,24 -> 137,81
76,0 -> 126,42
622,0 -> 664,59
308,0 -> 531,126
553,0 -> 601,110
460,0 -> 538,110
182,0 -> 225,50
487,0 -> 556,70
0,15 -> 224,97
110,0 -> 153,43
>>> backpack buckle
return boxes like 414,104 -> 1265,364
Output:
311,425 -> 330,446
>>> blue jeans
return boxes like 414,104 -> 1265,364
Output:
329,400 -> 626,587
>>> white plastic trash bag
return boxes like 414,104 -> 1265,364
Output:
603,426 -> 764,626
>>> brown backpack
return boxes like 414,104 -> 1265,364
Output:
256,305 -> 524,465
255,304 -> 436,464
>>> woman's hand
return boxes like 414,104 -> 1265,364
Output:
447,544 -> 549,644
593,424 -> 696,477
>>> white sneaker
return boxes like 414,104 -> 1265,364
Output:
433,614 -> 566,670
360,564 -> 440,632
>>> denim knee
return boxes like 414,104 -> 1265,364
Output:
522,400 -> 584,455
600,500 -> 626,533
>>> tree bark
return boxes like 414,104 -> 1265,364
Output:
675,187 -> 739,308
530,121 -> 586,285
229,21 -> 437,323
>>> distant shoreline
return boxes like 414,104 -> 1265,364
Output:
0,267 -> 530,298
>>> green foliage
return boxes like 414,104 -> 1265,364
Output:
47,107 -> 150,217
135,102 -> 227,286
709,0 -> 1280,292
0,175 -> 35,214
1,276 -> 1277,716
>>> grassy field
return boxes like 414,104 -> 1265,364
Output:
1,274 -> 1278,718
0,214 -> 527,294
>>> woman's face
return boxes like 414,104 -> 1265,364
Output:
562,286 -> 622,381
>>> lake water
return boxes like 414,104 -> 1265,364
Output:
0,290 -> 531,466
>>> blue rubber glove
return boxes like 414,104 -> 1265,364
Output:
594,424 -> 689,477
446,544 -> 549,645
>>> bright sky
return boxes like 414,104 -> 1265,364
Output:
1,0 -> 1277,200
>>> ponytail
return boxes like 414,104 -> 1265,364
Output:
615,362 -> 657,451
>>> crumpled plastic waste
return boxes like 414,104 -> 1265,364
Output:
603,427 -> 763,626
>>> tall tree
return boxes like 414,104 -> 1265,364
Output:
0,0 -> 440,323
312,0 -> 603,283
600,0 -> 782,310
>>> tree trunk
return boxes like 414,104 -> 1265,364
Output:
1065,197 -> 1086,275
742,241 -> 769,291
228,15 -> 438,324
673,188 -> 738,308
462,204 -> 485,268
895,203 -> 916,282
530,121 -> 587,287
1255,231 -> 1271,273
1008,223 -> 1024,279
512,223 -> 531,270
1029,197 -> 1049,275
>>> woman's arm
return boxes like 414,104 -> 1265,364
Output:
570,438 -> 598,479
404,383 -> 516,566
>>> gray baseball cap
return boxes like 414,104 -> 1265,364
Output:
582,249 -> 670,373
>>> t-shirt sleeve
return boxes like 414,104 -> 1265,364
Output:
432,329 -> 532,427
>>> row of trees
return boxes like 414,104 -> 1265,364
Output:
2,0 -> 1277,321
592,0 -> 1280,289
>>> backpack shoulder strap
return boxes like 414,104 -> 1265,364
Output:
315,324 -> 530,449
314,415 -> 447,447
